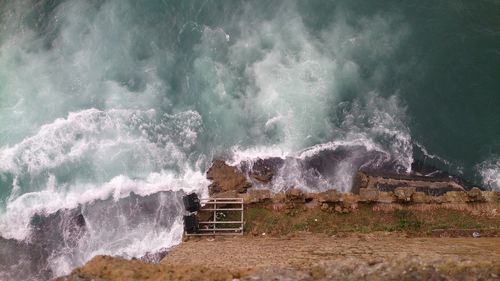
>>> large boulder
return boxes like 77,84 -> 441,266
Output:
206,160 -> 251,194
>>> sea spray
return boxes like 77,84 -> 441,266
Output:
0,0 -> 499,280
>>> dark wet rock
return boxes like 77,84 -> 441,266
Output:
355,171 -> 468,196
250,157 -> 285,183
206,160 -> 251,194
54,272 -> 105,281
2,191 -> 185,281
411,159 -> 479,190
139,249 -> 168,263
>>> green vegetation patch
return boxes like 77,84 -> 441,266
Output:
242,204 -> 500,237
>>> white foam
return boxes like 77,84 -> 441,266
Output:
297,136 -> 386,159
477,157 -> 500,190
228,145 -> 289,166
0,167 -> 208,240
0,107 -> 205,240
414,141 -> 452,166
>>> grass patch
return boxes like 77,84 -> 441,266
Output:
241,204 -> 500,236
394,210 -> 422,231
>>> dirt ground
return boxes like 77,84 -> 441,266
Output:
163,233 -> 500,271
58,233 -> 500,281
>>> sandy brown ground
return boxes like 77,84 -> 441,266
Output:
163,233 -> 500,271
59,233 -> 500,281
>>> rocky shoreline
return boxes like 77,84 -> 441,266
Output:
56,160 -> 500,281
207,160 -> 499,216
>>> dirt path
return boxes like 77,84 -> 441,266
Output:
162,233 -> 500,280
59,234 -> 500,281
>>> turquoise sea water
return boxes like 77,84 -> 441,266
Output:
0,0 -> 499,279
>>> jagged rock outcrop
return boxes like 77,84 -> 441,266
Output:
248,157 -> 284,183
206,160 -> 251,194
204,160 -> 498,208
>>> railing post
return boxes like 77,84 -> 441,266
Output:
213,198 -> 217,234
185,197 -> 244,236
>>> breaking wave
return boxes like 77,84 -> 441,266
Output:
0,0 -> 498,279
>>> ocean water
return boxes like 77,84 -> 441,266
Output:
0,0 -> 499,279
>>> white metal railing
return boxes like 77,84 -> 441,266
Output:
187,197 -> 244,236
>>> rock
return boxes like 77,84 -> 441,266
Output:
285,188 -> 305,203
377,192 -> 396,204
394,187 -> 416,203
55,273 -> 105,281
250,157 -> 284,183
411,192 -> 431,203
304,192 -> 318,202
352,172 -> 370,193
359,188 -> 379,202
211,190 -> 238,198
243,189 -> 272,204
356,171 -> 468,196
206,160 -> 251,194
443,191 -> 469,203
341,193 -> 360,203
341,193 -> 360,210
334,205 -> 343,213
272,192 -> 286,203
467,187 -> 485,202
483,191 -> 500,203
320,203 -> 330,211
317,189 -> 341,203
272,203 -> 286,211
430,195 -> 445,204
